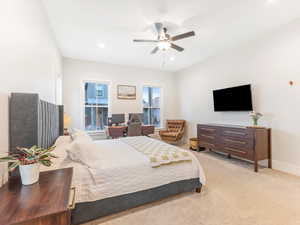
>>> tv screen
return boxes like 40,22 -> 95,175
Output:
213,84 -> 253,111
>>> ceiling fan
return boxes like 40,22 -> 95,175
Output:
133,22 -> 195,54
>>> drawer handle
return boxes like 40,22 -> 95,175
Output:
200,128 -> 215,132
224,147 -> 247,154
224,138 -> 246,145
68,187 -> 76,210
224,131 -> 246,136
201,134 -> 215,139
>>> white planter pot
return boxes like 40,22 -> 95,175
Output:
19,163 -> 40,185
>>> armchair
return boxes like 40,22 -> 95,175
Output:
159,120 -> 185,144
127,122 -> 142,136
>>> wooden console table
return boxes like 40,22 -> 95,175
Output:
0,168 -> 74,225
197,124 -> 271,172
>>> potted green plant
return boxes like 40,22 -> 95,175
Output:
0,146 -> 57,185
249,111 -> 263,126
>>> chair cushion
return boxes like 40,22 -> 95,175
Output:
160,131 -> 178,137
167,120 -> 185,132
169,128 -> 180,132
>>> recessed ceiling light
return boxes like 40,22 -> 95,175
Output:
267,0 -> 276,4
170,56 -> 175,61
97,43 -> 105,48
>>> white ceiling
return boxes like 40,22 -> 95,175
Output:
42,0 -> 300,72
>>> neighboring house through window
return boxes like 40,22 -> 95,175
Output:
84,82 -> 108,131
143,86 -> 161,127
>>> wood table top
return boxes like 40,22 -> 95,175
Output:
0,168 -> 73,225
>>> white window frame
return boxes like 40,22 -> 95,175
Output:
142,85 -> 163,129
82,80 -> 111,133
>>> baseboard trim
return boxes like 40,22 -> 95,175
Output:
272,160 -> 300,177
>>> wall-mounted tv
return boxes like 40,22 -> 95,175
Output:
213,84 -> 253,111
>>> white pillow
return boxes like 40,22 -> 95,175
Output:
75,135 -> 93,143
54,136 -> 72,147
52,144 -> 68,160
65,138 -> 100,168
70,129 -> 92,141
46,136 -> 71,168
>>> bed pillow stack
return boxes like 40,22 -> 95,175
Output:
70,129 -> 93,142
66,129 -> 100,168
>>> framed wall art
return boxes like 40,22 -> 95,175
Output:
117,85 -> 136,100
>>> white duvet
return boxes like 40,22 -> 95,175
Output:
43,136 -> 206,203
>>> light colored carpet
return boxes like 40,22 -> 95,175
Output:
83,149 -> 300,225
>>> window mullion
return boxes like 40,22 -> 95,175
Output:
149,87 -> 152,125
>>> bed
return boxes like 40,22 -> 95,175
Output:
9,93 -> 206,225
52,135 -> 206,224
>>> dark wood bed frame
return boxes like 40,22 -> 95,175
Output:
9,93 -> 202,225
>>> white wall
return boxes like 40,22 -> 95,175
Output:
63,58 -> 179,130
0,0 -> 62,186
175,19 -> 300,176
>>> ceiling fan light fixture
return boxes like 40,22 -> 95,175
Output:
133,23 -> 195,54
157,41 -> 171,50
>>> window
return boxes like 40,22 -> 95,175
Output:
96,89 -> 104,98
143,87 -> 161,127
84,82 -> 109,131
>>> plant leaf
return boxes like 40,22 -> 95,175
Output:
8,161 -> 20,171
13,145 -> 58,167
0,156 -> 18,162
47,153 -> 59,158
39,155 -> 49,160
39,147 -> 56,157
40,159 -> 52,167
17,147 -> 32,157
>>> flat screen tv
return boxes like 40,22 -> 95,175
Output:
213,84 -> 253,111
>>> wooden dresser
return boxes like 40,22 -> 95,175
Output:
197,124 -> 271,172
0,168 -> 74,225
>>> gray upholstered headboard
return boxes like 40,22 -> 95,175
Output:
9,93 -> 64,153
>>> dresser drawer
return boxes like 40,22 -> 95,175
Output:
198,133 -> 217,143
197,125 -> 218,135
199,141 -> 218,149
222,146 -> 251,158
221,127 -> 253,139
221,136 -> 254,151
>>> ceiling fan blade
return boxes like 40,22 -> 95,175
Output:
171,31 -> 195,41
171,43 -> 184,52
133,39 -> 158,43
150,46 -> 159,54
154,22 -> 163,35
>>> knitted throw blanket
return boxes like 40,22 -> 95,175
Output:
120,136 -> 192,168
